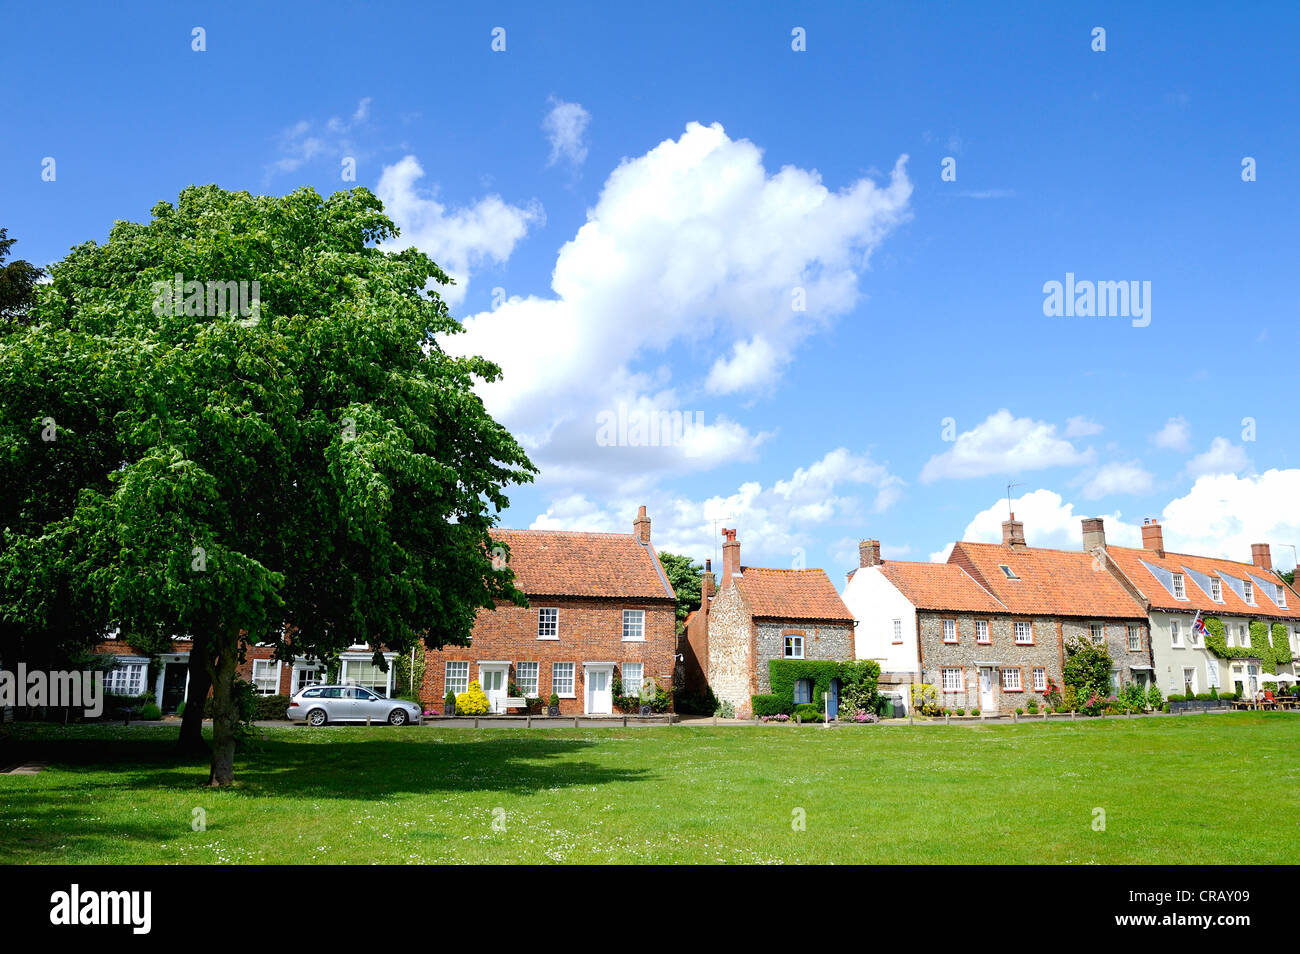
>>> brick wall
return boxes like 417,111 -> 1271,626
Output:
421,597 -> 676,714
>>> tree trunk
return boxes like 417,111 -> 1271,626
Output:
208,630 -> 241,787
177,648 -> 211,754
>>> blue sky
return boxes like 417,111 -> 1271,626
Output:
4,1 -> 1299,579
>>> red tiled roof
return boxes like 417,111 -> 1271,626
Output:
878,561 -> 1005,613
491,529 -> 675,601
949,542 -> 1146,620
735,567 -> 853,622
1105,546 -> 1300,620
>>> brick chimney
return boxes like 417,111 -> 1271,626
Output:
1251,543 -> 1272,571
859,539 -> 881,568
633,505 -> 651,544
1002,513 -> 1026,548
700,558 -> 715,617
1141,518 -> 1164,558
720,528 -> 740,590
1081,517 -> 1106,553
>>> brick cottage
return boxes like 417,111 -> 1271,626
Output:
421,507 -> 678,715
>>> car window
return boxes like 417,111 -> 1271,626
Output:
302,688 -> 321,698
347,688 -> 370,700
321,687 -> 344,698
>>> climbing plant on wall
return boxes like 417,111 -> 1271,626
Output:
1202,617 -> 1285,674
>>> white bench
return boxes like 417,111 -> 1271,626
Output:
497,696 -> 526,714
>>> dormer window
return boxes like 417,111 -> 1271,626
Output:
1278,587 -> 1287,609
1210,578 -> 1222,602
1243,580 -> 1255,604
999,565 -> 1019,580
1172,574 -> 1186,600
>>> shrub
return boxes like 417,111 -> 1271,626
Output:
455,681 -> 491,716
1062,685 -> 1079,711
138,703 -> 162,720
674,688 -> 718,716
1194,692 -> 1213,701
793,703 -> 823,723
971,708 -> 980,716
1063,637 -> 1114,700
955,707 -> 965,716
1209,686 -> 1218,700
176,700 -> 186,718
252,694 -> 291,721
1146,683 -> 1163,708
714,699 -> 736,719
910,683 -> 940,717
761,713 -> 791,723
1015,707 -> 1024,716
1026,698 -> 1039,714
548,692 -> 560,708
751,694 -> 791,717
1219,690 -> 1236,702
1167,693 -> 1184,703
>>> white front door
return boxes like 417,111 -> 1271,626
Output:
479,666 -> 507,713
585,666 -> 612,714
979,668 -> 996,712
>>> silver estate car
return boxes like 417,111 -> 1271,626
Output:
287,685 -> 422,727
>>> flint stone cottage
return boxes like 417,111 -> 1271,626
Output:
421,507 -> 678,715
1092,518 -> 1300,699
703,529 -> 855,719
845,515 -> 1150,715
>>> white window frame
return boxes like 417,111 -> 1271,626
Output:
105,660 -> 147,696
621,662 -> 644,696
1170,619 -> 1183,648
1014,621 -> 1032,644
975,619 -> 990,644
1239,623 -> 1249,646
941,668 -> 962,692
1211,578 -> 1222,602
516,661 -> 539,698
1001,668 -> 1022,691
891,618 -> 903,644
1182,667 -> 1198,694
1243,580 -> 1255,605
784,634 -> 804,659
1127,624 -> 1141,652
537,607 -> 559,640
1090,623 -> 1104,645
942,619 -> 957,643
622,609 -> 645,642
552,662 -> 576,698
251,659 -> 282,696
445,661 -> 470,696
1277,587 -> 1286,608
1173,574 -> 1187,600
1032,667 -> 1046,692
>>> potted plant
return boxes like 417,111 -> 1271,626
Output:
444,690 -> 456,717
547,692 -> 560,717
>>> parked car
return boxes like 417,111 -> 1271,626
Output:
287,685 -> 422,726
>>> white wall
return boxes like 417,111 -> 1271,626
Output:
842,567 -> 918,674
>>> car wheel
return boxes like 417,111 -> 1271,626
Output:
388,708 -> 409,726
307,708 -> 327,727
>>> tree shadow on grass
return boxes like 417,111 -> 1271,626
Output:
1,728 -> 659,800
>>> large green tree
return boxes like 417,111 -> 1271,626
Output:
0,186 -> 535,784
656,551 -> 702,635
0,227 -> 44,326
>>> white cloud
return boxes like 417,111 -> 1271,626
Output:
529,447 -> 903,566
376,155 -> 543,308
543,97 -> 591,167
1080,460 -> 1155,500
1064,415 -> 1104,438
269,99 -> 372,176
919,409 -> 1094,483
1151,416 -> 1191,451
1160,469 -> 1300,568
446,121 -> 911,490
1184,436 -> 1252,478
933,488 -> 1142,561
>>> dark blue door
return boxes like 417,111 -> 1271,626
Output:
827,678 -> 840,719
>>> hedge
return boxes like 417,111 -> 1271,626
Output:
752,694 -> 792,717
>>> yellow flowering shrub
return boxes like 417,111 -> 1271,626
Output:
456,680 -> 491,715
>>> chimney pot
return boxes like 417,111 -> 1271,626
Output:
859,539 -> 882,568
1251,543 -> 1272,571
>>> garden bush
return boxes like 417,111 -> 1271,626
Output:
714,699 -> 736,719
138,703 -> 162,720
455,681 -> 491,716
793,703 -> 823,723
751,694 -> 791,717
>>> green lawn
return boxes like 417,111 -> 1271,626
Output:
1,714 -> 1295,864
